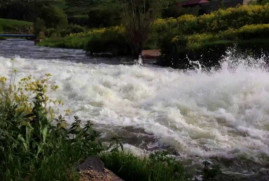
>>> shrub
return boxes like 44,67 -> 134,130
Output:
86,26 -> 131,55
183,24 -> 269,49
43,24 -> 86,38
40,26 -> 131,56
152,4 -> 269,37
223,24 -> 269,40
157,5 -> 269,68
196,5 -> 269,33
59,24 -> 86,37
0,73 -> 103,181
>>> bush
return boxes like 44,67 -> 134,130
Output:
0,73 -> 103,181
182,24 -> 269,49
40,26 -> 131,56
44,24 -> 86,38
59,24 -> 86,37
157,5 -> 269,68
86,27 -> 131,55
152,4 -> 269,38
223,24 -> 269,40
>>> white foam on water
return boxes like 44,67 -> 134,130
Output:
1,54 -> 269,164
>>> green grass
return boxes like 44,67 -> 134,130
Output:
100,151 -> 186,181
0,18 -> 33,33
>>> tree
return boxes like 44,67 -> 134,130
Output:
39,5 -> 68,28
88,0 -> 122,28
0,0 -> 64,21
257,0 -> 269,4
121,0 -> 163,58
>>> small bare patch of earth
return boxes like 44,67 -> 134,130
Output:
79,156 -> 123,181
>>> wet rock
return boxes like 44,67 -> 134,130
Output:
79,156 -> 123,181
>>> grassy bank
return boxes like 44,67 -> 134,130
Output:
38,4 -> 269,62
0,18 -> 33,33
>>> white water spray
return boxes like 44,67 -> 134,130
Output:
0,53 -> 269,165
134,54 -> 143,65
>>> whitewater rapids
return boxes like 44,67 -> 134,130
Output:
0,54 -> 269,167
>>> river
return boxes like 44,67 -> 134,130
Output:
0,39 -> 269,180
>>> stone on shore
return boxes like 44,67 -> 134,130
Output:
79,156 -> 123,181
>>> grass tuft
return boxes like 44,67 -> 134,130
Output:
100,151 -> 186,181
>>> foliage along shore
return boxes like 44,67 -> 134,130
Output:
38,4 -> 269,68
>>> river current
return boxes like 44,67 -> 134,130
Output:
0,39 -> 269,180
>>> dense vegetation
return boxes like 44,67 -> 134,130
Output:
0,0 -> 68,37
38,4 -> 269,68
39,26 -> 132,55
155,4 -> 269,67
2,0 -> 268,67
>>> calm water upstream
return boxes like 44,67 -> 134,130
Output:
0,39 -> 269,180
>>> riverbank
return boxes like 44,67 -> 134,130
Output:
37,5 -> 269,68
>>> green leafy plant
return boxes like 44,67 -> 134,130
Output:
0,73 -> 102,181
